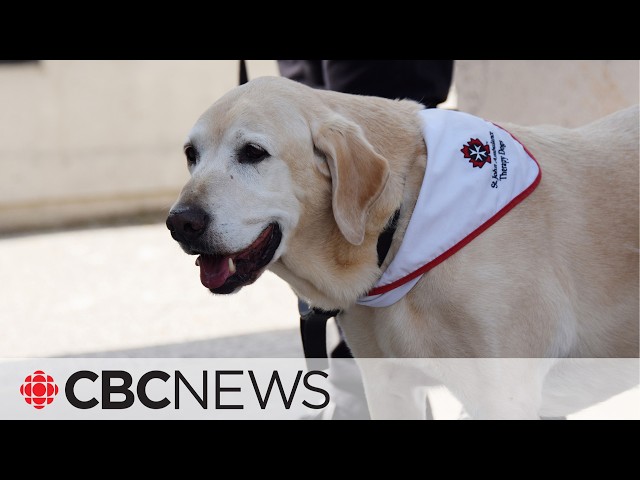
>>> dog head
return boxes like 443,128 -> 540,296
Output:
167,76 -> 422,305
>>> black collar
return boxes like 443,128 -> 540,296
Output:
376,208 -> 401,267
300,207 -> 402,364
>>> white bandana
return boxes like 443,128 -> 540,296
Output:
357,109 -> 541,308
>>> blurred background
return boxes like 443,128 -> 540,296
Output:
0,60 -> 637,417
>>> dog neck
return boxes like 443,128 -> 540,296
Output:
269,101 -> 428,311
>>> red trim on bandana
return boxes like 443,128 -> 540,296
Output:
367,125 -> 541,297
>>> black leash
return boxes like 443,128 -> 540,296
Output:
299,209 -> 401,364
239,60 -> 248,85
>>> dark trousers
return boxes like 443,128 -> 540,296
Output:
277,60 -> 454,107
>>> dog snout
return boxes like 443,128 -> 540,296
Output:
166,207 -> 210,244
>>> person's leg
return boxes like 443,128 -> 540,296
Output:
323,60 -> 454,107
277,60 -> 325,89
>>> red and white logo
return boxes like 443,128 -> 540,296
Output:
461,138 -> 492,168
20,370 -> 59,409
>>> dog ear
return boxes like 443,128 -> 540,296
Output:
313,115 -> 390,245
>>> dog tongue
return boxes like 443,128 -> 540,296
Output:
198,255 -> 232,289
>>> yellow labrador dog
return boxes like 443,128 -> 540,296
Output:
167,76 -> 639,419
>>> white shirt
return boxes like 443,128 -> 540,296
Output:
357,109 -> 541,308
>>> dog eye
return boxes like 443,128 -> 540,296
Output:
184,145 -> 197,167
239,143 -> 269,164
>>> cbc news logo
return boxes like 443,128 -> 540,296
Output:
19,370 -> 59,409
17,368 -> 330,413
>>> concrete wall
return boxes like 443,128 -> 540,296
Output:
0,60 -> 637,233
0,60 -> 278,232
454,60 -> 638,127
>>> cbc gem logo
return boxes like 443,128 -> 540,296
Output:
19,370 -> 59,409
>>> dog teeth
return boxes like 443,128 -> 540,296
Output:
228,257 -> 236,274
195,257 -> 200,266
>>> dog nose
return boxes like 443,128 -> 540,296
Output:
166,207 -> 209,243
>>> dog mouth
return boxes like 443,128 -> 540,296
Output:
195,223 -> 282,294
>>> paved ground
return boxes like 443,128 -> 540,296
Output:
0,222 -> 637,419
0,222 -> 302,358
